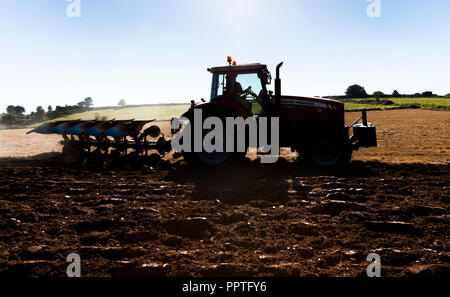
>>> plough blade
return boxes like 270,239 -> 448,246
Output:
49,120 -> 82,134
64,120 -> 102,136
83,120 -> 130,137
27,121 -> 72,135
103,120 -> 154,138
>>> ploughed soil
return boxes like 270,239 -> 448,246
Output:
0,157 -> 448,277
0,109 -> 448,277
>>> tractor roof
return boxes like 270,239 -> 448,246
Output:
208,63 -> 268,74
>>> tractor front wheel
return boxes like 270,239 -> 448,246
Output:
181,109 -> 245,166
306,135 -> 351,167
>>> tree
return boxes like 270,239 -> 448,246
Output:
35,106 -> 45,120
392,90 -> 400,97
77,97 -> 93,109
373,91 -> 385,98
446,93 -> 450,97
345,84 -> 368,98
422,91 -> 433,97
48,105 -> 53,112
14,106 -> 25,115
118,99 -> 126,107
6,105 -> 25,115
83,97 -> 93,108
6,105 -> 15,114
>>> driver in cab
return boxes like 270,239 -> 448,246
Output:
226,75 -> 252,111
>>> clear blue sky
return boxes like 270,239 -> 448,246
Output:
1,0 -> 449,113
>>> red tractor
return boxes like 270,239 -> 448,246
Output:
29,58 -> 376,167
176,58 -> 377,166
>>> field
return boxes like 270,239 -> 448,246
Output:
28,104 -> 191,127
343,97 -> 450,111
0,109 -> 448,277
2,98 -> 445,130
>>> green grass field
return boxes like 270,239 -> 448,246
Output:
344,102 -> 400,111
343,97 -> 450,111
30,104 -> 190,127
389,97 -> 450,108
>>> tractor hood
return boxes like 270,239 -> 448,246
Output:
279,95 -> 344,109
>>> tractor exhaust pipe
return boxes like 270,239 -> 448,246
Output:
362,109 -> 368,126
275,62 -> 283,115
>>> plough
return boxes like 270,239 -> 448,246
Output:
28,119 -> 172,166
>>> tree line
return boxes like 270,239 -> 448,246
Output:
342,84 -> 449,99
1,97 -> 93,127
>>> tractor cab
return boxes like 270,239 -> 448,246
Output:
207,61 -> 273,116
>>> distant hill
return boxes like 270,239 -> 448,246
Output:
29,104 -> 190,127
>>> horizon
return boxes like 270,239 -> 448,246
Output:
1,92 -> 448,116
1,0 -> 450,114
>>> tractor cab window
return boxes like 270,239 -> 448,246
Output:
210,73 -> 226,100
235,73 -> 266,116
235,73 -> 263,100
210,72 -> 267,116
